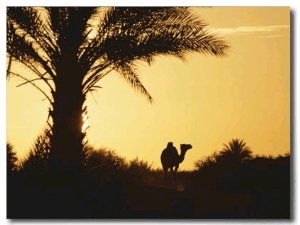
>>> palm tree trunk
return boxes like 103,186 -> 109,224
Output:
49,51 -> 86,177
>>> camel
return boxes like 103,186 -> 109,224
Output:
160,142 -> 192,188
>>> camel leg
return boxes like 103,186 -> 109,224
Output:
170,167 -> 176,189
164,172 -> 168,188
174,165 -> 179,190
163,167 -> 168,188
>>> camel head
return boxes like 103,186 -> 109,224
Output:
180,144 -> 192,152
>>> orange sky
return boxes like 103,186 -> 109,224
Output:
6,7 -> 290,171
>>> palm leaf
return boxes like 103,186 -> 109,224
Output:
219,138 -> 252,162
79,7 -> 229,97
115,62 -> 153,102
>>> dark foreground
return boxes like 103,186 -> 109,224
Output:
7,150 -> 290,219
7,175 -> 290,219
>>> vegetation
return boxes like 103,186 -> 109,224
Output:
7,7 -> 229,174
7,143 -> 18,175
191,139 -> 290,218
218,138 -> 253,163
7,136 -> 290,219
19,129 -> 51,176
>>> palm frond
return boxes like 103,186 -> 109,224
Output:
219,138 -> 252,162
9,71 -> 53,104
78,7 -> 229,100
47,7 -> 98,52
98,7 -> 228,62
115,62 -> 153,103
7,7 -> 58,73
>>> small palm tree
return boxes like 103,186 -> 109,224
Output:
218,138 -> 253,163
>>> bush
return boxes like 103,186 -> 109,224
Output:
127,157 -> 153,184
19,129 -> 51,176
84,147 -> 128,183
7,143 -> 19,174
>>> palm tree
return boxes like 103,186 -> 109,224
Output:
218,138 -> 253,164
7,7 -> 229,173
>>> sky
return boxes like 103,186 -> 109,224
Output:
6,6 -> 290,172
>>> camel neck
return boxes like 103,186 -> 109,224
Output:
179,150 -> 186,164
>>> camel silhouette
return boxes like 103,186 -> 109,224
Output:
160,142 -> 192,188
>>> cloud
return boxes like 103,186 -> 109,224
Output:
212,25 -> 290,37
258,34 -> 286,39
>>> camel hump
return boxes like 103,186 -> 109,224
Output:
161,148 -> 175,155
162,145 -> 178,156
161,146 -> 179,162
168,146 -> 179,157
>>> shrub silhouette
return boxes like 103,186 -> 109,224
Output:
127,157 -> 153,185
84,148 -> 154,186
7,143 -> 18,174
7,134 -> 290,219
192,139 -> 253,190
192,151 -> 223,189
19,129 -> 51,176
194,151 -> 218,171
191,145 -> 290,218
85,147 -> 127,183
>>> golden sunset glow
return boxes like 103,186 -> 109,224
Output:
6,7 -> 290,171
